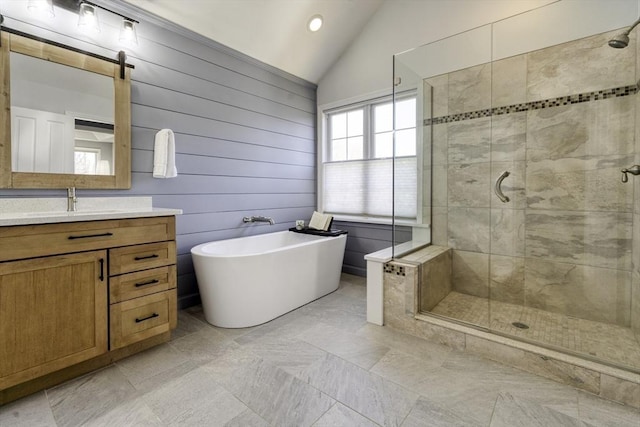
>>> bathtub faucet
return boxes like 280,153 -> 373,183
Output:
243,215 -> 275,225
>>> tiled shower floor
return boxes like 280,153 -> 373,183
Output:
430,291 -> 640,372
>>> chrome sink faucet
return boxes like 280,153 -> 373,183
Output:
243,215 -> 275,225
67,187 -> 77,212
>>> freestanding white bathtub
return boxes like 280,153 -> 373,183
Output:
191,230 -> 347,328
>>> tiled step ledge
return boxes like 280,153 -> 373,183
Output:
413,312 -> 640,410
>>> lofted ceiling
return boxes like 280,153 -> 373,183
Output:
123,0 -> 385,84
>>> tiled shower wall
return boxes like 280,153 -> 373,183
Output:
426,28 -> 640,332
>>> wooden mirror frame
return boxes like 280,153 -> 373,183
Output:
0,31 -> 131,189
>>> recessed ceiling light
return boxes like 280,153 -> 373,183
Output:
308,14 -> 323,32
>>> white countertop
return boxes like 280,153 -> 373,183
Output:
0,197 -> 182,226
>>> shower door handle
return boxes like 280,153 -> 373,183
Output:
494,171 -> 510,203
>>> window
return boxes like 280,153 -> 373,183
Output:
322,94 -> 417,221
74,148 -> 100,175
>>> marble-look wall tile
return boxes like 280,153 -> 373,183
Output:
383,264 -> 466,351
384,264 -> 419,332
432,123 -> 448,166
491,161 -> 526,208
635,169 -> 640,215
526,155 -> 634,212
491,112 -> 527,162
452,250 -> 489,298
447,163 -> 491,208
432,164 -> 448,207
524,258 -> 632,326
424,73 -> 449,118
448,207 -> 490,252
448,117 -> 491,164
526,97 -> 635,162
490,255 -> 525,305
420,250 -> 452,311
525,210 -> 633,271
492,55 -> 527,107
491,209 -> 525,256
410,320 -> 467,352
422,205 -> 431,225
527,29 -> 635,101
431,206 -> 448,246
448,63 -> 491,114
632,271 -> 640,335
599,374 -> 640,409
422,126 -> 432,170
465,335 -> 600,394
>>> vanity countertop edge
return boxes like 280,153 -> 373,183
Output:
0,197 -> 182,226
0,207 -> 183,227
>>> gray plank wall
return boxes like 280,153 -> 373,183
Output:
336,221 -> 412,276
0,1 -> 408,307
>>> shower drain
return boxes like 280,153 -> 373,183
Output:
512,322 -> 530,329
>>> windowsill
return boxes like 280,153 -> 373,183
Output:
330,214 -> 430,228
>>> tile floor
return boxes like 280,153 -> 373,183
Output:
431,291 -> 640,372
1,274 -> 638,426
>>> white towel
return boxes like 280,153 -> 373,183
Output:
153,129 -> 178,178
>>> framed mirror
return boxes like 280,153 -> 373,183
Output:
0,30 -> 131,189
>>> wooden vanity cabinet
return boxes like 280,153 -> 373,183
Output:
0,251 -> 107,390
109,241 -> 178,349
0,216 -> 177,403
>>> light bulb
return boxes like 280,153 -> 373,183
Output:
119,19 -> 138,45
27,0 -> 55,19
78,3 -> 100,33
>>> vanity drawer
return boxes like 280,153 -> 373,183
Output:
110,265 -> 176,303
110,289 -> 177,350
109,241 -> 176,275
0,216 -> 175,262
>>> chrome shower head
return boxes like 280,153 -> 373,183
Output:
609,33 -> 630,48
609,17 -> 640,49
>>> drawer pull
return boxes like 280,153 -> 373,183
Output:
134,279 -> 160,288
134,254 -> 159,261
135,313 -> 159,323
68,232 -> 114,240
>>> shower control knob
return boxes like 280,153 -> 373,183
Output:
621,165 -> 640,183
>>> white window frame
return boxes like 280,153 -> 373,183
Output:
317,90 -> 423,225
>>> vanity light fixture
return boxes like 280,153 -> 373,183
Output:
308,14 -> 323,32
24,0 -> 140,45
77,1 -> 100,33
75,1 -> 139,45
27,0 -> 55,19
119,18 -> 137,45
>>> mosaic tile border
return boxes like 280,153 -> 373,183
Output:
423,84 -> 638,126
